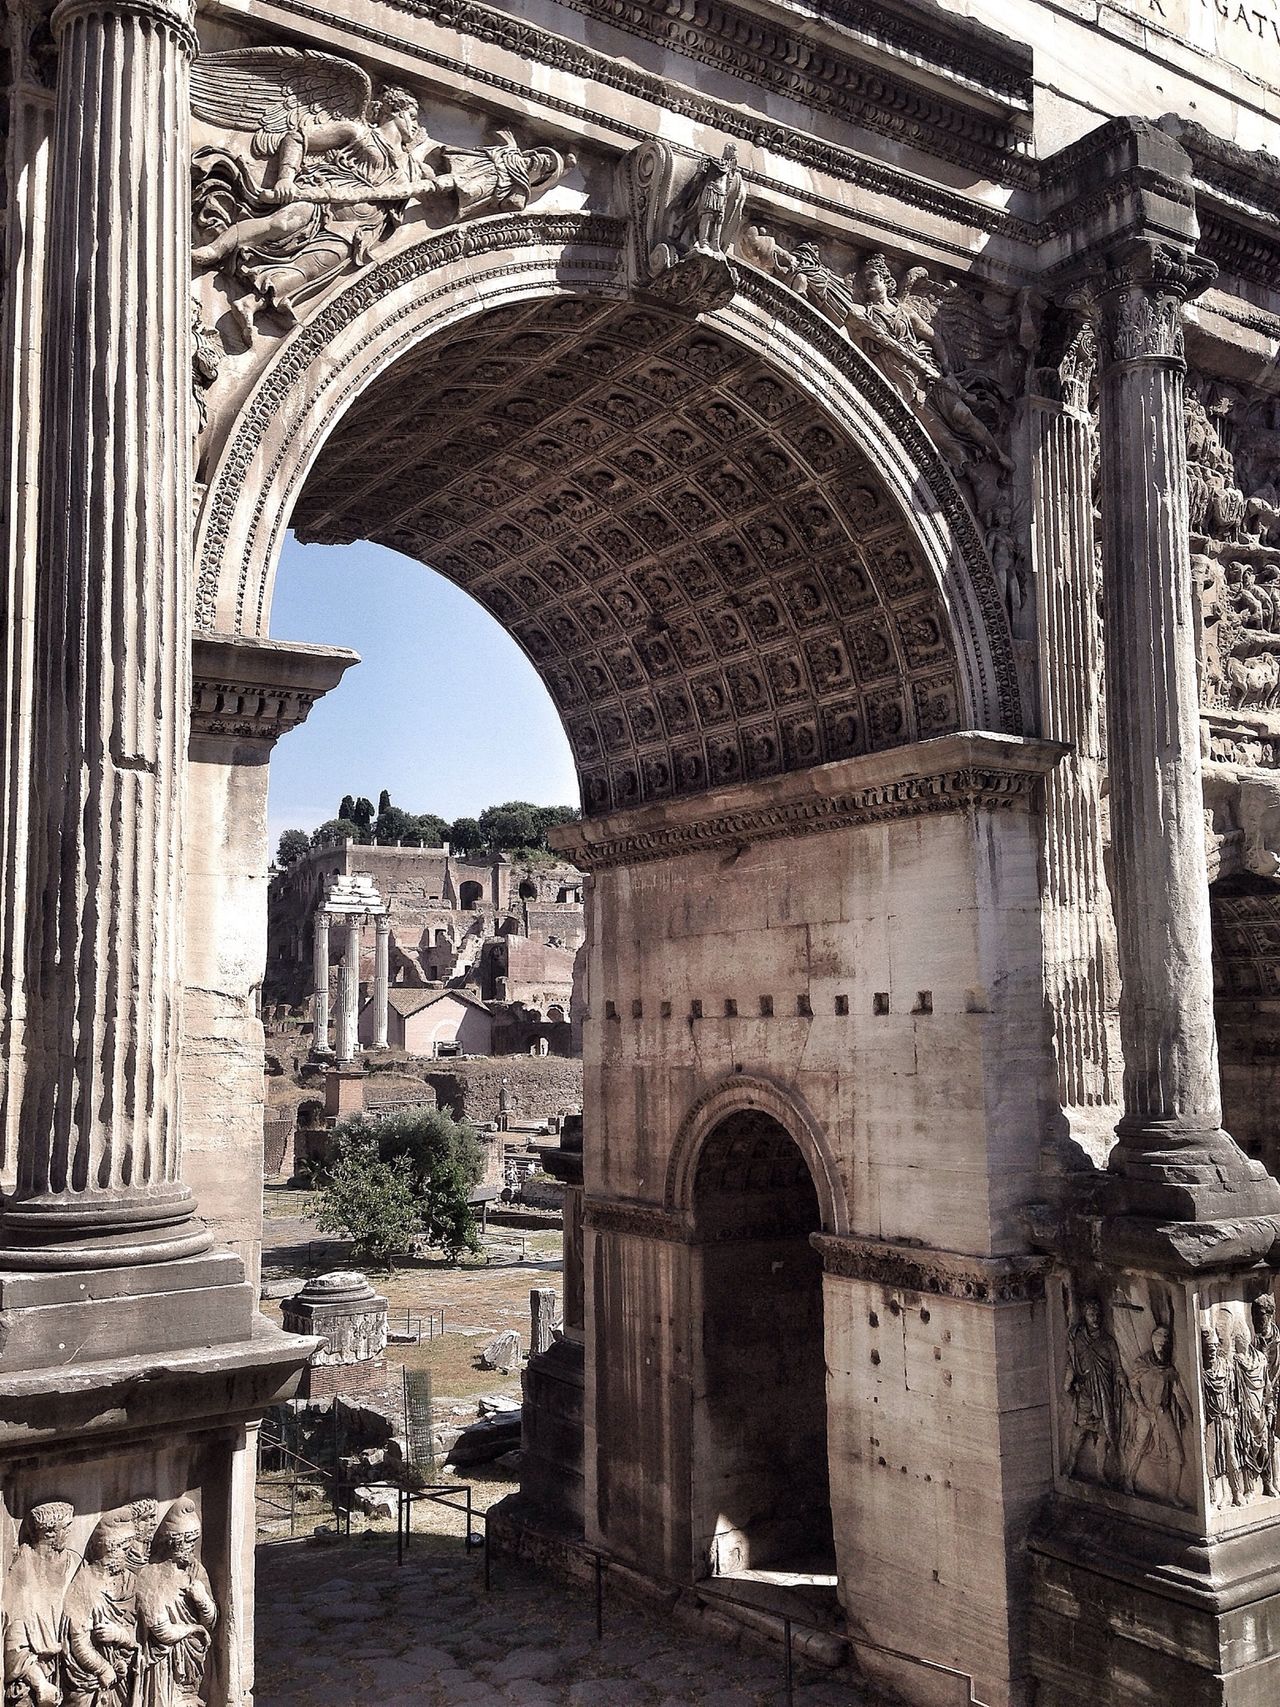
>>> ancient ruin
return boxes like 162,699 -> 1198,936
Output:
6,0 -> 1280,1702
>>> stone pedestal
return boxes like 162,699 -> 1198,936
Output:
282,1271 -> 389,1402
323,1067 -> 366,1121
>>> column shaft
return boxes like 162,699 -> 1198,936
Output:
312,912 -> 332,1056
336,916 -> 362,1062
373,917 -> 390,1049
3,0 -> 206,1264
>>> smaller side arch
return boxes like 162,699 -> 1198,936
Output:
665,1073 -> 847,1235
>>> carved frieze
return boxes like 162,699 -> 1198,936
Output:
1053,1276 -> 1195,1512
1199,1284 -> 1280,1519
2,1496 -> 218,1707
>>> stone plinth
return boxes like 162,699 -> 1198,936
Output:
282,1271 -> 389,1401
324,1066 -> 365,1120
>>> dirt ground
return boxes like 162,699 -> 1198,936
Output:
261,1183 -> 564,1405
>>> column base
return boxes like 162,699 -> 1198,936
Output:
1029,1497 -> 1280,1706
0,1249 -> 254,1371
0,1183 -> 213,1269
1107,1119 -> 1280,1224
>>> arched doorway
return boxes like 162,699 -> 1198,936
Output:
691,1110 -> 834,1580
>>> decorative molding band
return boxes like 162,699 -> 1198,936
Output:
812,1233 -> 1049,1303
260,0 -> 1036,238
554,734 -> 1061,871
583,1198 -> 690,1243
189,633 -> 357,746
53,0 -> 197,51
481,0 -> 1035,186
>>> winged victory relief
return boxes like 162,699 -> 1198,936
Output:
190,48 -> 574,331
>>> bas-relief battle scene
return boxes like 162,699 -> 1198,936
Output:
13,0 -> 1280,1702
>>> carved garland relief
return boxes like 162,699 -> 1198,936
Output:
2,1497 -> 218,1707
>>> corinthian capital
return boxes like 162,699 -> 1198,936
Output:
51,0 -> 196,52
1094,240 -> 1216,368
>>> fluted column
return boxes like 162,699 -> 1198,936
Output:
1096,241 -> 1280,1219
312,911 -> 332,1056
373,914 -> 390,1049
2,0 -> 207,1266
336,916 -> 362,1063
1030,318 -> 1121,1156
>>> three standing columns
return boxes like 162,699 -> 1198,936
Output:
1094,241 -> 1280,1223
1,0 -> 209,1267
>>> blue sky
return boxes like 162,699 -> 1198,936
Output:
267,536 -> 578,852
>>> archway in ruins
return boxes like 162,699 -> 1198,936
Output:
190,216 -> 1022,1624
689,1109 -> 834,1580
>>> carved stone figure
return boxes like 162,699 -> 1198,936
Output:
61,1510 -> 139,1707
191,50 -> 437,328
3,1501 -> 77,1707
621,141 -> 744,312
1196,552 -> 1280,717
1203,1327 -> 1245,1510
1233,1325 -> 1275,1498
1254,1295 -> 1280,1496
131,1500 -> 217,1707
1064,1297 -> 1127,1486
433,131 -> 575,219
656,145 -> 743,263
1123,1324 -> 1191,1507
1186,392 -> 1246,542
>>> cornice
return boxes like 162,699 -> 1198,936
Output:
480,0 -> 1036,188
255,0 -> 1036,241
812,1233 -> 1049,1303
552,733 -> 1062,872
583,1199 -> 690,1242
189,632 -> 358,745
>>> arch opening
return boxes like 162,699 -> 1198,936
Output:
284,292 -> 974,815
690,1110 -> 834,1583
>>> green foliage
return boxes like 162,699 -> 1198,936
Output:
275,828 -> 310,868
477,801 -> 580,853
338,795 -> 356,823
449,816 -> 482,853
350,797 -> 375,833
378,788 -> 393,817
327,1107 -> 484,1261
311,1136 -> 420,1270
311,817 -> 362,848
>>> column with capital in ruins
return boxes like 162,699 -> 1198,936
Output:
312,911 -> 333,1057
1095,240 -> 1280,1223
1,0 -> 209,1266
336,915 -> 363,1063
373,914 -> 391,1049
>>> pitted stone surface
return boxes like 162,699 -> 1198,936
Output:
292,297 -> 963,814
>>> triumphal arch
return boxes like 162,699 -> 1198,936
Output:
5,0 -> 1280,1700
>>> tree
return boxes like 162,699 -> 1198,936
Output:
406,813 -> 449,847
477,801 -> 543,851
311,817 -> 361,848
328,1107 -> 484,1260
350,796 -> 375,835
449,816 -> 482,853
373,803 -> 416,845
275,828 -> 310,868
311,1136 -> 419,1270
378,788 -> 392,817
338,794 -> 356,823
533,804 -> 580,844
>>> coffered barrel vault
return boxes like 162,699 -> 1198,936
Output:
292,296 -> 966,812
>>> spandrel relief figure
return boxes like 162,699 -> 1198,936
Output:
191,49 -> 437,332
61,1510 -> 139,1707
131,1501 -> 217,1707
3,1501 -> 78,1707
1202,1325 -> 1245,1510
434,131 -> 575,220
1064,1297 -> 1128,1487
1123,1324 -> 1192,1507
1233,1324 -> 1275,1498
651,145 -> 744,267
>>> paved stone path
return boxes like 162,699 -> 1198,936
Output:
256,1536 -> 881,1706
